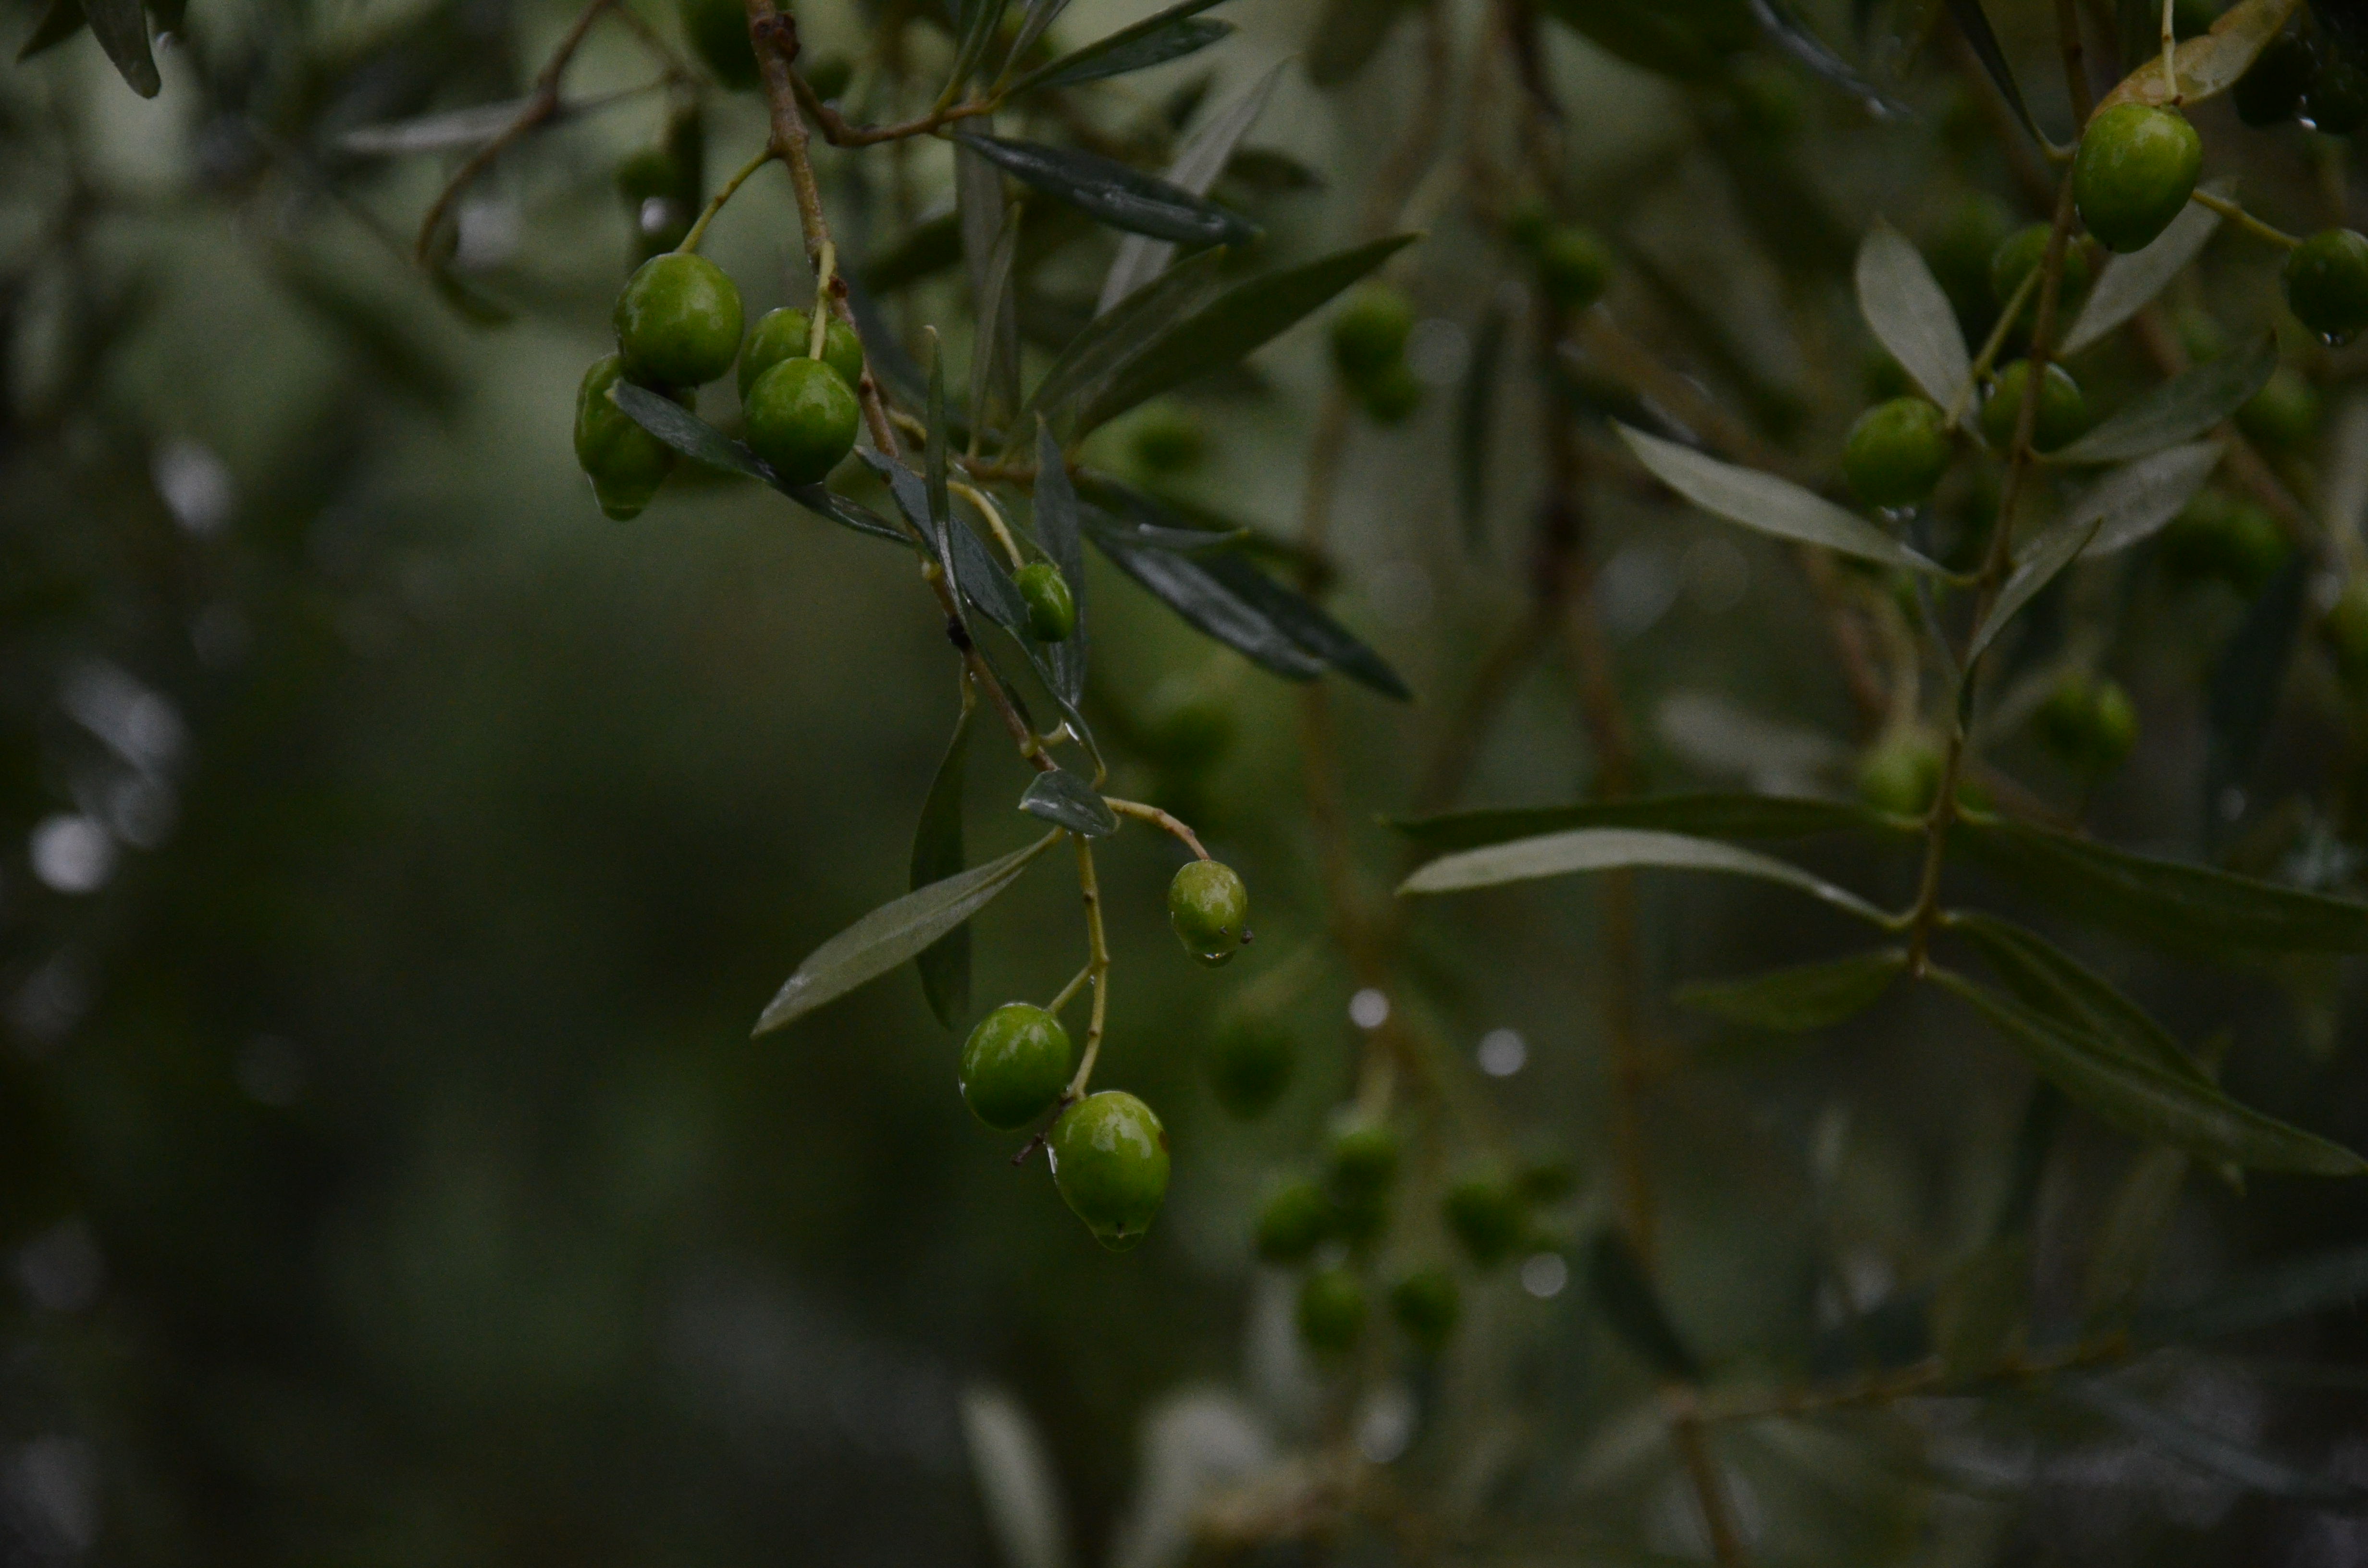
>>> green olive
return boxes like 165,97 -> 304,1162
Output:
1388,1267 -> 1461,1353
1327,1116 -> 1400,1201
574,354 -> 689,520
1013,562 -> 1077,644
1296,1266 -> 1367,1354
1253,1178 -> 1332,1263
1048,1090 -> 1169,1251
1167,859 -> 1249,966
2236,367 -> 2322,452
1988,223 -> 2092,312
739,306 -> 865,401
2035,674 -> 2138,773
2072,104 -> 2202,254
743,356 -> 862,485
1982,360 -> 2090,453
1537,224 -> 1612,313
1442,1174 -> 1525,1270
1357,362 -> 1424,426
1330,286 -> 1415,385
2160,491 -> 2290,595
958,1003 -> 1073,1130
1130,405 -> 1207,475
2284,230 -> 2368,345
615,251 -> 745,389
1857,731 -> 1944,818
1842,397 -> 1952,510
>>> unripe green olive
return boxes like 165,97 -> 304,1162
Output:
1327,1116 -> 1400,1200
1857,731 -> 1944,818
743,356 -> 862,485
2309,57 -> 2368,134
615,252 -> 744,389
1254,1178 -> 1333,1263
2284,230 -> 2368,345
2161,491 -> 2290,594
2035,674 -> 2138,773
1167,859 -> 1248,966
1442,1174 -> 1525,1270
1982,361 -> 2090,453
1330,285 -> 1415,385
574,354 -> 688,520
2237,367 -> 2323,451
2328,580 -> 2368,687
1537,224 -> 1612,313
2073,104 -> 2202,254
1048,1090 -> 1169,1251
1013,562 -> 1077,643
1206,1016 -> 1293,1118
678,0 -> 760,90
1130,406 -> 1206,475
1388,1267 -> 1461,1353
1296,1266 -> 1367,1354
1927,194 -> 2017,331
1842,397 -> 1952,509
1988,224 -> 2092,312
2233,30 -> 2317,127
1357,363 -> 1424,426
739,306 -> 864,401
958,1003 -> 1073,1130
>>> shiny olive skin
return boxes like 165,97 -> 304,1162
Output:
1048,1091 -> 1169,1251
958,1003 -> 1073,1130
614,252 -> 745,388
1982,361 -> 2090,453
1167,860 -> 1248,966
574,354 -> 689,520
2072,104 -> 2202,254
738,306 -> 865,401
1988,223 -> 2092,311
1297,1267 -> 1367,1354
1013,562 -> 1077,644
2284,230 -> 2368,345
743,357 -> 861,485
1842,397 -> 1952,509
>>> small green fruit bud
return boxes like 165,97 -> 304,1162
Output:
1443,1175 -> 1525,1270
2285,230 -> 2368,346
1327,1117 -> 1400,1200
1842,397 -> 1952,509
1537,224 -> 1612,312
1857,731 -> 1944,818
1013,562 -> 1077,643
1982,360 -> 2090,453
1297,1266 -> 1367,1354
1253,1179 -> 1332,1264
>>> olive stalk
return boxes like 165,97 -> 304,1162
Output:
677,146 -> 777,254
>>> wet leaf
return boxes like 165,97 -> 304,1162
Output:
1034,421 -> 1089,705
755,831 -> 1064,1034
1025,248 -> 1230,424
946,0 -> 1013,93
1943,0 -> 2048,145
2066,441 -> 2225,556
950,132 -> 1257,248
1009,0 -> 1233,94
1930,969 -> 2368,1174
1389,793 -> 1884,852
2062,180 -> 2230,354
2101,0 -> 2306,108
1098,62 -> 1285,314
1019,769 -> 1119,836
2053,335 -> 2277,465
1750,0 -> 1909,116
1197,552 -> 1410,700
912,697 -> 977,1028
1588,1229 -> 1704,1381
1673,948 -> 1908,1031
1947,911 -> 2207,1085
1400,827 -> 1894,925
1087,516 -> 1326,679
2206,554 -> 2309,843
1617,424 -> 1948,575
83,0 -> 155,95
1078,233 -> 1419,432
1855,220 -> 1972,412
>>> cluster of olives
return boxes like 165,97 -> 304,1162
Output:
1329,285 -> 1423,425
2034,672 -> 2139,776
1505,204 -> 1613,318
950,861 -> 1248,1250
573,250 -> 865,520
1254,1117 -> 1570,1359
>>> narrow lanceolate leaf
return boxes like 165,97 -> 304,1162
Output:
1951,816 -> 2368,952
2052,335 -> 2279,465
1008,0 -> 1233,95
1459,300 -> 1510,543
1002,0 -> 1073,74
2066,1380 -> 2368,1507
1674,949 -> 1908,1032
1947,911 -> 2207,1087
1388,793 -> 1884,853
2131,1242 -> 2368,1344
610,384 -> 910,545
2206,555 -> 2309,842
2062,180 -> 2230,355
1025,248 -> 1230,424
82,0 -> 157,95
1538,0 -> 1756,80
1751,0 -> 1908,117
950,133 -> 1257,248
1943,0 -> 2047,146
1617,424 -> 1947,575
911,697 -> 977,1028
1968,512 -> 2104,664
1400,827 -> 1894,926
1088,519 -> 1326,679
1079,233 -> 1420,433
946,0 -> 1013,93
1588,1229 -> 1704,1381
2100,0 -> 2306,108
1034,421 -> 1088,705
1931,970 -> 2368,1175
1098,62 -> 1285,314
1199,553 -> 1410,700
2066,441 -> 2225,556
339,95 -> 632,155
1856,221 -> 1972,411
969,201 -> 1024,441
17,0 -> 86,63
1019,769 -> 1119,836
755,831 -> 1064,1034
926,333 -> 965,633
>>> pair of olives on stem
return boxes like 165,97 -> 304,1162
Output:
574,250 -> 865,519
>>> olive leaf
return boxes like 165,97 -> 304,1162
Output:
2206,553 -> 2310,842
1750,0 -> 1909,117
1929,968 -> 2368,1174
1934,1238 -> 2031,1375
1399,826 -> 1895,926
1097,61 -> 1284,314
82,0 -> 156,96
18,0 -> 87,63
1077,233 -> 1420,433
1086,513 -> 1326,680
1196,553 -> 1410,699
1033,420 -> 1089,705
1950,815 -> 2368,952
1388,793 -> 1884,853
1587,1229 -> 1704,1381
2081,1144 -> 2193,1327
949,132 -> 1257,248
945,0 -> 1013,94
1007,0 -> 1233,94
1075,497 -> 1244,553
1967,511 -> 2104,664
1943,0 -> 2050,145
1617,424 -> 1949,575
1001,0 -> 1073,75
2131,1240 -> 2368,1343
911,697 -> 977,1028
2061,179 -> 2232,354
1019,768 -> 1119,836
2101,0 -> 2306,108
1458,298 -> 1510,543
1024,248 -> 1230,425
2052,334 -> 2277,465
609,384 -> 911,545
1855,220 -> 1972,413
1946,911 -> 2208,1086
2065,1380 -> 2368,1506
755,830 -> 1065,1034
1673,948 -> 1908,1032
2065,440 -> 2225,556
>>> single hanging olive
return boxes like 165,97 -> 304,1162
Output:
1012,562 -> 1077,643
1296,1266 -> 1367,1353
743,357 -> 862,484
1329,285 -> 1415,386
1841,397 -> 1952,509
1167,859 -> 1248,966
958,1003 -> 1073,1130
1048,1090 -> 1170,1251
1982,360 -> 2090,453
2072,104 -> 2202,254
2284,230 -> 2368,344
1253,1179 -> 1333,1264
1389,1268 -> 1461,1353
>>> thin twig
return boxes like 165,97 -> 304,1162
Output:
1105,798 -> 1211,859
